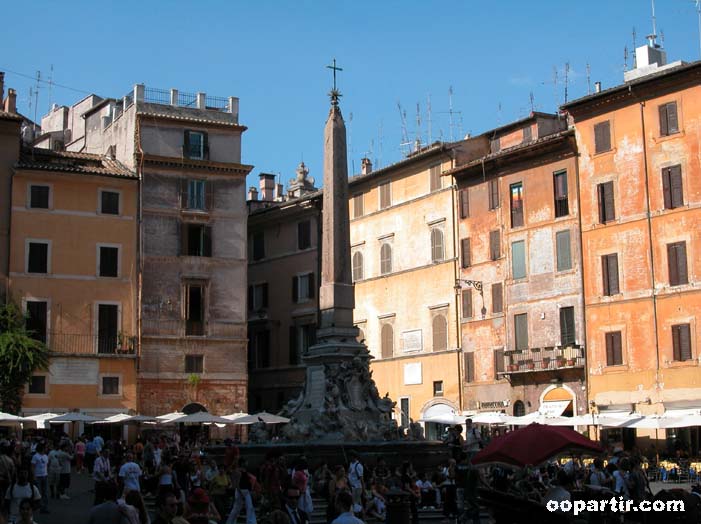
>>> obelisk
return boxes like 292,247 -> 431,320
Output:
282,62 -> 394,442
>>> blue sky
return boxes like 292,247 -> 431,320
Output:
2,1 -> 700,189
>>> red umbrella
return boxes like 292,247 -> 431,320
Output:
472,423 -> 602,467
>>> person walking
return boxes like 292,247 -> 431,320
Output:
226,458 -> 257,524
331,491 -> 364,524
30,443 -> 49,514
118,453 -> 143,495
57,444 -> 73,499
4,469 -> 41,522
347,452 -> 364,517
94,448 -> 113,505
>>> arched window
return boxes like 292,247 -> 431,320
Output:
431,228 -> 444,262
432,314 -> 447,352
380,243 -> 392,275
381,324 -> 394,358
513,400 -> 526,417
352,251 -> 363,281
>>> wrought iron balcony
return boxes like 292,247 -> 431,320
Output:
495,345 -> 584,375
45,333 -> 137,356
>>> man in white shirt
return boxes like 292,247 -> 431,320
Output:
347,452 -> 364,515
464,419 -> 482,455
4,468 -> 41,521
331,491 -> 364,524
93,448 -> 113,504
118,452 -> 143,493
30,442 -> 49,513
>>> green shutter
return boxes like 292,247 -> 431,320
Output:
512,241 -> 526,279
556,230 -> 572,272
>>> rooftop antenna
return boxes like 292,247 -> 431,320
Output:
624,46 -> 629,71
414,102 -> 422,152
448,86 -> 455,142
563,62 -> 570,104
632,27 -> 637,67
529,91 -> 535,113
426,94 -> 433,144
397,101 -> 411,156
47,64 -> 54,112
377,120 -> 383,169
649,0 -> 658,47
30,70 -> 41,129
586,63 -> 592,94
497,102 -> 503,126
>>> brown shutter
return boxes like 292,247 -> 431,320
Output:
459,189 -> 469,218
608,254 -> 619,295
461,238 -> 471,268
514,314 -> 528,350
670,165 -> 683,208
604,182 -> 615,221
613,332 -> 622,365
677,243 -> 688,285
601,255 -> 609,295
492,283 -> 503,314
662,168 -> 672,209
494,349 -> 504,375
490,230 -> 500,260
594,121 -> 611,153
606,333 -> 614,365
659,104 -> 669,136
183,131 -> 190,158
679,324 -> 692,361
667,102 -> 679,134
672,325 -> 681,361
462,289 -> 472,319
292,276 -> 298,302
308,272 -> 315,298
668,243 -> 679,285
465,352 -> 475,383
489,179 -> 499,209
205,180 -> 213,210
597,184 -> 605,223
180,179 -> 188,208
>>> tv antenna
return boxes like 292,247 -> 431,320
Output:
426,94 -> 432,144
563,62 -> 570,104
529,91 -> 535,113
28,70 -> 41,129
437,86 -> 462,142
414,102 -> 422,152
586,63 -> 592,94
377,120 -> 384,169
397,101 -> 411,156
47,64 -> 54,112
624,46 -> 629,71
649,0 -> 658,46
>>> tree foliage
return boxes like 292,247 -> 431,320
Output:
0,302 -> 49,414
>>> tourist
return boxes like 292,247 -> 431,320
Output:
16,498 -> 39,524
347,452 -> 364,516
463,419 -> 482,456
203,460 -> 218,487
93,434 -> 105,456
208,465 -> 231,518
282,487 -> 309,524
93,448 -> 113,505
226,458 -> 256,524
152,490 -> 179,524
364,479 -> 386,521
124,490 -> 150,524
331,490 -> 364,524
143,440 -> 155,476
157,461 -> 180,497
47,443 -> 61,499
30,443 -> 48,514
87,479 -> 129,524
291,457 -> 313,515
56,443 -> 73,499
85,437 -> 98,474
119,453 -> 143,495
612,459 -> 631,500
4,469 -> 41,522
0,442 -> 16,503
184,487 -> 220,523
415,471 -> 438,508
311,461 -> 332,497
326,466 -> 349,523
260,453 -> 283,510
267,509 -> 292,524
74,438 -> 86,474
587,457 -> 611,488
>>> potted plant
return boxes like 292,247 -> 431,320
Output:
508,364 -> 519,372
556,356 -> 567,367
566,358 -> 576,366
525,360 -> 535,370
541,357 -> 551,369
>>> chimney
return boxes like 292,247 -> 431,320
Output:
259,173 -> 276,201
0,72 -> 4,107
361,157 -> 373,175
275,183 -> 284,201
4,88 -> 16,114
248,187 -> 258,201
594,82 -> 601,94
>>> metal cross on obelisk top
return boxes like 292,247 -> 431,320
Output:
326,58 -> 343,105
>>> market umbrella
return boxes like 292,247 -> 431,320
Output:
22,413 -> 62,429
472,423 -> 602,468
49,412 -> 103,423
232,412 -> 290,425
507,413 -> 573,426
93,414 -> 158,425
222,412 -> 249,421
0,413 -> 29,426
419,413 -> 468,425
470,412 -> 511,425
167,412 -> 237,425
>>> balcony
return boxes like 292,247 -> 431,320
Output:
141,319 -> 244,339
46,333 -> 137,357
495,345 -> 584,375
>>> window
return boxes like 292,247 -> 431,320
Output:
556,230 -> 572,272
513,400 -> 525,417
459,189 -> 469,218
292,273 -> 315,303
659,102 -> 679,136
381,324 -> 394,358
460,238 -> 471,268
494,349 -> 505,378
27,241 -> 49,273
433,380 -> 444,396
597,182 -> 615,223
553,171 -> 569,217
431,229 -> 444,263
511,240 -> 526,279
672,324 -> 692,362
461,289 -> 472,319
400,398 -> 410,428
352,194 -> 364,218
601,253 -> 620,296
510,182 -> 524,228
97,304 -> 118,354
185,355 -> 204,373
289,324 -> 315,365
489,230 -> 500,260
247,283 -> 268,312
101,376 -> 120,396
380,244 -> 392,275
29,185 -> 50,209
352,251 -> 363,281
667,242 -> 688,286
182,224 -> 212,257
252,231 -> 265,261
523,126 -> 532,142
182,179 -> 207,210
560,307 -> 575,347
379,182 -> 391,209
100,190 -> 120,215
492,283 -> 503,314
185,283 -> 205,336
662,165 -> 683,210
298,220 -> 311,250
248,329 -> 270,369
25,301 -> 47,344
432,314 -> 447,352
184,130 -> 207,160
28,375 -> 46,395
594,121 -> 611,154
514,313 -> 528,351
98,246 -> 119,277
605,331 -> 623,366
429,164 -> 441,192
488,179 -> 499,210
465,352 -> 475,383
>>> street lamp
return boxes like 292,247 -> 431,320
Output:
454,278 -> 487,318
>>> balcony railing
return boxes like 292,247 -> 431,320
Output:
141,319 -> 243,339
46,333 -> 137,356
495,345 -> 585,375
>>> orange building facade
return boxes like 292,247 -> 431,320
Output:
564,56 -> 701,449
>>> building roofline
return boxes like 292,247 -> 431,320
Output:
480,111 -> 561,138
0,110 -> 23,122
80,97 -> 116,118
16,147 -> 137,179
248,189 -> 323,217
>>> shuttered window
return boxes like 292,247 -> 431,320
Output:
353,194 -> 364,218
489,230 -> 500,260
560,307 -> 575,347
553,170 -> 569,217
381,324 -> 394,358
461,238 -> 471,268
491,283 -> 503,314
99,246 -> 119,277
429,164 -> 441,192
379,182 -> 391,209
594,121 -> 611,154
510,182 -> 524,228
461,289 -> 473,319
432,314 -> 448,352
352,251 -> 363,281
672,324 -> 692,362
488,179 -> 499,210
523,125 -> 532,143
182,224 -> 212,257
380,243 -> 392,275
459,189 -> 470,218
465,352 -> 475,383
252,232 -> 265,261
597,182 -> 615,223
659,102 -> 679,136
605,331 -> 623,366
247,283 -> 268,311
298,220 -> 311,250
514,313 -> 528,351
494,349 -> 505,377
511,240 -> 526,279
431,229 -> 445,262
667,241 -> 688,286
27,242 -> 48,273
662,165 -> 683,210
601,253 -> 619,296
292,273 -> 315,303
556,230 -> 572,272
